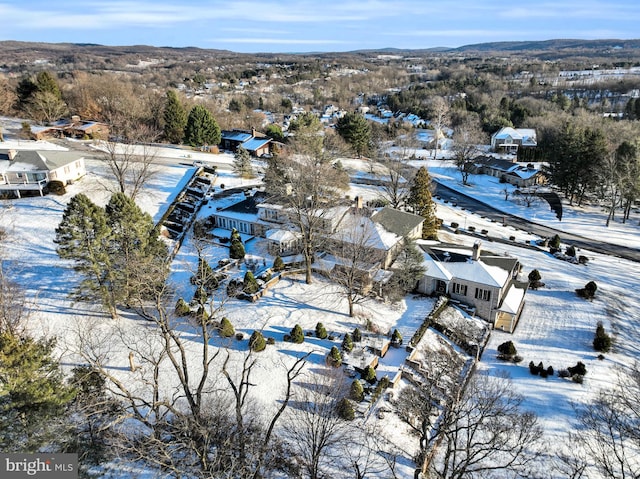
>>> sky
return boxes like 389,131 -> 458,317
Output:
0,0 -> 639,53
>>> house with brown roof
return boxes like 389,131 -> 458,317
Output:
220,128 -> 272,157
0,149 -> 86,197
416,242 -> 528,333
30,116 -> 109,140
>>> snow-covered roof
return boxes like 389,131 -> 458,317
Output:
498,283 -> 527,314
0,150 -> 83,173
332,212 -> 401,251
265,229 -> 299,242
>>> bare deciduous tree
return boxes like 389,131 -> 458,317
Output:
428,96 -> 450,160
283,368 -> 352,479
452,119 -> 485,186
572,363 -> 640,478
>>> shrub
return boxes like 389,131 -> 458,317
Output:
229,229 -> 245,259
315,322 -> 328,339
273,256 -> 285,271
527,269 -> 541,283
568,361 -> 587,377
497,341 -> 517,358
468,225 -> 476,232
549,234 -> 561,249
235,332 -> 244,340
243,271 -> 259,294
451,222 -> 459,229
336,397 -> 355,420
578,255 -> 589,265
362,365 -> 377,384
289,324 -> 305,344
249,331 -> 266,352
391,329 -> 403,346
175,298 -> 191,316
565,245 -> 576,257
352,327 -> 362,343
576,281 -> 597,300
327,346 -> 342,367
283,334 -> 291,342
350,380 -> 364,402
529,361 -> 540,375
47,180 -> 66,195
267,337 -> 275,345
342,333 -> 354,352
192,286 -> 208,305
593,322 -> 611,352
546,366 -> 554,376
219,317 -> 235,337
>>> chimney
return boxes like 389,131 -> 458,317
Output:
472,241 -> 481,261
355,196 -> 363,210
7,150 -> 17,161
251,127 -> 256,138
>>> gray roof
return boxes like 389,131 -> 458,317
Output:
371,207 -> 424,237
0,150 -> 84,172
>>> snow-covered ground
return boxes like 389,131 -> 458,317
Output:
1,134 -> 639,476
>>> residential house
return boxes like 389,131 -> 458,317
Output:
0,149 -> 86,197
30,116 -> 109,140
474,155 -> 545,187
490,127 -> 537,154
220,128 -> 272,157
416,242 -> 528,333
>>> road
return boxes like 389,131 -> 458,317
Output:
433,181 -> 640,263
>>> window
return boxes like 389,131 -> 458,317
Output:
453,283 -> 467,296
475,288 -> 491,301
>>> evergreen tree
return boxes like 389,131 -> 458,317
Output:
497,341 -> 518,357
407,166 -> 439,239
342,332 -> 354,352
249,330 -> 266,352
243,271 -> 259,294
273,255 -> 285,271
105,192 -> 167,304
350,379 -> 364,402
336,397 -> 355,420
335,112 -> 371,157
352,327 -> 362,343
315,322 -> 328,339
233,146 -> 254,179
593,322 -> 611,352
219,317 -> 235,338
16,76 -> 38,108
191,257 -> 218,292
391,329 -> 403,346
163,90 -> 187,144
265,124 -> 284,142
362,365 -> 377,384
290,324 -> 305,344
328,346 -> 342,367
55,194 -> 116,318
0,332 -> 75,452
35,71 -> 62,99
229,228 -> 245,259
184,105 -> 221,147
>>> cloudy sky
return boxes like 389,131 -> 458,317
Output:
0,0 -> 638,53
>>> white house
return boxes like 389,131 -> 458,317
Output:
490,127 -> 537,154
416,242 -> 528,333
0,149 -> 86,198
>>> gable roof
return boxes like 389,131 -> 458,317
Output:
242,137 -> 271,152
371,207 -> 424,237
0,150 -> 83,173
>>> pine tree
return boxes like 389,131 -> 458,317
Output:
342,332 -> 354,352
243,271 -> 259,294
350,379 -> 364,402
163,90 -> 187,144
335,112 -> 371,157
35,71 -> 62,99
407,166 -> 439,239
593,321 -> 611,352
391,329 -> 403,346
233,146 -> 254,179
315,322 -> 328,339
184,105 -> 221,147
290,324 -> 305,344
249,330 -> 266,352
0,332 -> 76,452
55,194 -> 116,317
497,341 -> 518,357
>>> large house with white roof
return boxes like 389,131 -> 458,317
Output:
0,149 -> 86,197
474,155 -> 545,187
490,127 -> 537,154
416,242 -> 528,333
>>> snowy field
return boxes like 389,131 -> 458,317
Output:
1,134 -> 639,476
